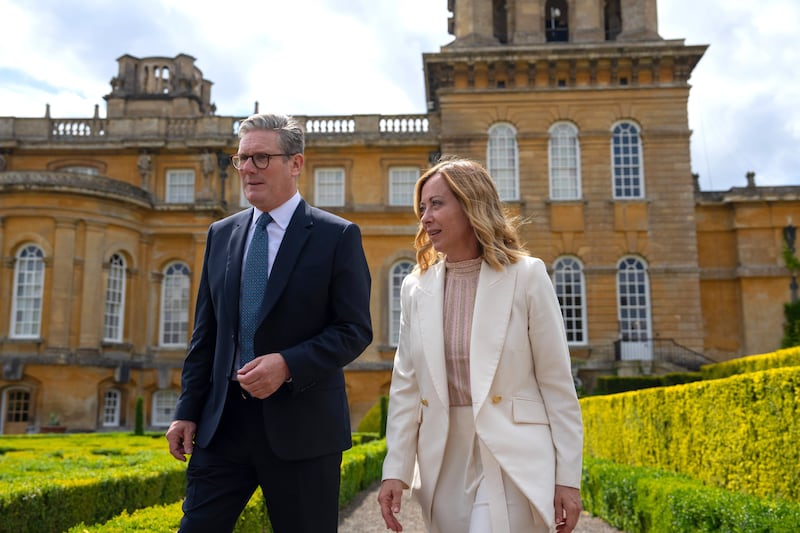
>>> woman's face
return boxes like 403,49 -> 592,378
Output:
419,173 -> 480,262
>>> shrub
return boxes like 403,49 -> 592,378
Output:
583,458 -> 800,533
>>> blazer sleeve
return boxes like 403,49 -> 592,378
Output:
280,221 -> 373,390
527,258 -> 584,488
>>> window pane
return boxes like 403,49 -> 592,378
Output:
103,389 -> 121,427
103,254 -> 126,342
612,123 -> 643,198
389,261 -> 414,345
617,257 -> 651,341
549,123 -> 581,200
5,389 -> 31,423
315,168 -> 345,207
152,390 -> 179,427
389,167 -> 419,206
553,257 -> 586,343
11,245 -> 45,338
161,263 -> 190,346
166,170 -> 195,203
487,123 -> 519,201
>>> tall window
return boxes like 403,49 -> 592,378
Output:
314,168 -> 345,207
553,257 -> 587,344
549,122 -> 581,200
604,0 -> 622,41
611,122 -> 644,198
389,167 -> 419,206
389,260 -> 414,346
152,390 -> 179,427
617,257 -> 651,342
4,388 -> 31,424
487,123 -> 519,201
103,254 -> 126,342
165,169 -> 195,203
10,244 -> 45,339
102,389 -> 121,427
160,262 -> 190,347
545,0 -> 569,42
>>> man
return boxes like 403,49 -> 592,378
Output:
166,113 -> 373,532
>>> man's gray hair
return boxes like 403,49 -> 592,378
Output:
237,113 -> 305,155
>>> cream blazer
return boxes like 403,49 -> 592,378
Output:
382,256 -> 583,526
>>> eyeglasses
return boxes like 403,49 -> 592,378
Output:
230,153 -> 293,170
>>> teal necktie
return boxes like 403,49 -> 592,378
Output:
239,212 -> 272,367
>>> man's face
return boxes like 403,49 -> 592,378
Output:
237,129 -> 303,212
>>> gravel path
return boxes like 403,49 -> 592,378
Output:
339,481 -> 623,532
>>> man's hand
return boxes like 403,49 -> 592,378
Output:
554,484 -> 582,533
377,479 -> 406,532
166,420 -> 197,461
237,352 -> 290,399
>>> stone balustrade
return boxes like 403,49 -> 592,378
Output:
0,113 -> 439,149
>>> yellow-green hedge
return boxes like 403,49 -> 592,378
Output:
581,366 -> 800,503
700,346 -> 800,380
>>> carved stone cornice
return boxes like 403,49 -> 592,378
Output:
0,171 -> 152,208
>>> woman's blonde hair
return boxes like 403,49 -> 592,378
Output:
413,157 -> 528,272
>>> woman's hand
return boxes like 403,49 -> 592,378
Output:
377,478 -> 406,532
554,484 -> 582,533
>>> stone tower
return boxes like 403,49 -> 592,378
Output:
104,53 -> 215,118
425,0 -> 709,363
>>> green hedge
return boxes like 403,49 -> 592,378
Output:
582,458 -> 800,533
64,439 -> 387,533
581,366 -> 800,504
0,433 -> 185,533
593,372 -> 703,395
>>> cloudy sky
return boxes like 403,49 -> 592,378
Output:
0,0 -> 797,191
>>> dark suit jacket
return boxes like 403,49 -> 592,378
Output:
174,199 -> 372,460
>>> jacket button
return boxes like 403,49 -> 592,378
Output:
421,399 -> 429,406
491,395 -> 502,404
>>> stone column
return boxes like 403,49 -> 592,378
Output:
78,222 -> 107,352
572,0 -> 604,43
512,0 -> 546,44
618,0 -> 660,41
453,0 -> 497,45
48,218 -> 79,350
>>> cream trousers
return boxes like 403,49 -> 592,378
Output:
426,406 -> 550,533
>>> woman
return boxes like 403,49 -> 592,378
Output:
378,158 -> 583,533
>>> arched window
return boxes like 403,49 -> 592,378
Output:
103,254 -> 126,343
10,244 -> 45,339
389,260 -> 415,346
553,257 -> 587,344
611,121 -> 644,199
545,0 -> 569,42
160,262 -> 190,347
487,123 -> 519,201
617,256 -> 652,360
549,122 -> 581,200
152,390 -> 179,427
604,0 -> 622,41
102,388 -> 122,427
492,0 -> 509,43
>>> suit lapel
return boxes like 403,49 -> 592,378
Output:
469,262 -> 516,410
416,262 -> 450,408
225,209 -> 251,327
255,200 -> 310,326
